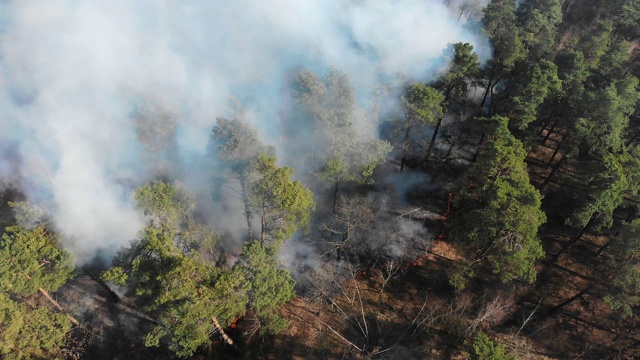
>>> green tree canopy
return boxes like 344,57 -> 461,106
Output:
0,293 -> 71,360
501,59 -> 561,130
133,181 -> 195,227
602,218 -> 640,318
251,153 -> 315,247
295,68 -> 391,211
437,42 -> 481,104
233,242 -> 295,334
566,153 -> 630,231
517,0 -> 562,58
105,182 -> 239,357
0,225 -> 74,296
479,0 -> 526,109
449,116 -> 545,290
106,181 -> 300,357
574,76 -> 640,159
473,331 -> 516,360
0,224 -> 75,359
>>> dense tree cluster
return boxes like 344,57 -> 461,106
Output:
2,0 -> 640,358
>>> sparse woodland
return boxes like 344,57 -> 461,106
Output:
3,0 -> 640,359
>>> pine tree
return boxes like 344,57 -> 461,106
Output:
0,224 -> 75,359
449,116 -> 545,290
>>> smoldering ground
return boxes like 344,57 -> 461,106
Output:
0,0 -> 490,263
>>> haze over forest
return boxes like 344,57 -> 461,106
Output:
0,0 -> 487,262
1,0 -> 640,359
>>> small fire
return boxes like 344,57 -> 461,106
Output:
436,191 -> 453,241
230,317 -> 238,329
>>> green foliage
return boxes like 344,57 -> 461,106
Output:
133,181 -> 195,226
473,331 -> 516,360
234,242 -> 296,334
0,225 -> 74,296
615,0 -> 640,40
108,190 -> 299,357
438,42 -> 481,103
143,256 -> 248,357
578,20 -> 613,69
102,267 -> 128,287
0,222 -> 74,359
566,153 -> 630,230
555,50 -> 589,102
483,0 -> 526,75
295,67 -> 357,155
603,264 -> 640,319
295,68 -> 392,188
450,116 -> 545,286
449,264 -> 475,293
211,117 -> 269,172
574,77 -> 640,159
517,0 -> 562,57
132,181 -> 218,254
602,218 -> 640,318
251,153 -> 315,247
505,59 -> 561,130
352,140 -> 393,183
317,139 -> 392,186
0,293 -> 71,360
588,41 -> 634,88
105,182 -> 249,357
110,240 -> 245,357
403,83 -> 445,126
8,201 -> 46,230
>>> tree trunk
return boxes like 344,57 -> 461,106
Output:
444,129 -> 464,160
541,121 -> 556,145
260,204 -> 267,246
400,123 -> 413,172
479,79 -> 493,110
626,131 -> 640,147
541,155 -> 566,190
549,283 -> 593,314
546,133 -> 568,168
211,316 -> 234,346
472,132 -> 486,163
550,212 -> 597,263
549,264 -> 617,315
488,85 -> 496,116
333,179 -> 340,214
595,231 -> 618,256
538,106 -> 559,137
444,141 -> 455,161
241,178 -> 252,241
426,117 -> 443,162
538,121 -> 548,136
83,268 -> 120,303
39,288 -> 81,326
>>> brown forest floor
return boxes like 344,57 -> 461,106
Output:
245,128 -> 640,359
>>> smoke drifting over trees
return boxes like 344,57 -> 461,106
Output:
7,0 -> 640,359
0,0 -> 488,262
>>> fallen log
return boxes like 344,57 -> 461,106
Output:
211,316 -> 234,346
82,268 -> 120,303
38,287 -> 80,326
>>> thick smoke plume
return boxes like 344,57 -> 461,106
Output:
0,0 -> 488,263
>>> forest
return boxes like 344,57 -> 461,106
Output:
1,0 -> 640,359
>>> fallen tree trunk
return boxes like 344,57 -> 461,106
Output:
83,268 -> 120,303
211,316 -> 234,346
39,287 -> 80,326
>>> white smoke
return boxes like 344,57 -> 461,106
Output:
0,0 -> 489,263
